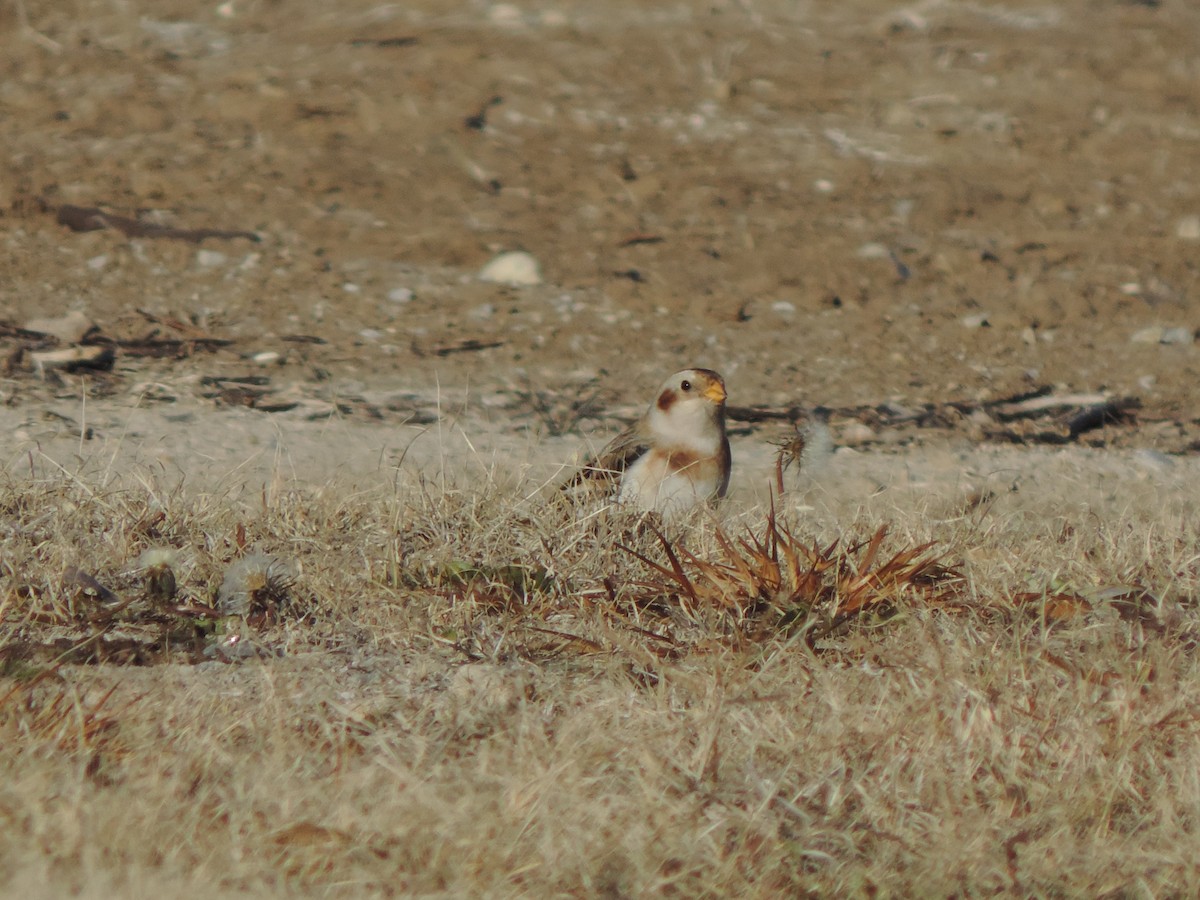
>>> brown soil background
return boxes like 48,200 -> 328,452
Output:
3,0 -> 1200,467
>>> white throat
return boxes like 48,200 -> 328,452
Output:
647,400 -> 721,453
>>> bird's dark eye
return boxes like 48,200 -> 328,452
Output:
681,380 -> 692,391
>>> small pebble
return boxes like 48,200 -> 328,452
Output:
1130,326 -> 1172,344
387,287 -> 414,304
196,249 -> 228,267
479,251 -> 542,286
359,328 -> 383,341
961,313 -> 991,329
86,254 -> 109,271
1161,327 -> 1194,345
251,351 -> 281,366
856,242 -> 889,259
551,293 -> 583,314
771,300 -> 796,314
1176,215 -> 1200,241
342,282 -> 361,294
24,310 -> 94,343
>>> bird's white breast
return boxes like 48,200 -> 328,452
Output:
618,449 -> 722,517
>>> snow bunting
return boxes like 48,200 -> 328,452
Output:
565,368 -> 731,517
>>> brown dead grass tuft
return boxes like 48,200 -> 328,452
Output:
621,503 -> 963,649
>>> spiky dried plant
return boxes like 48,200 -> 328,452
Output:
622,504 -> 963,647
217,554 -> 299,623
770,418 -> 833,494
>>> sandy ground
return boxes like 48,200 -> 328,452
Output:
2,0 -> 1199,448
5,385 -> 1190,533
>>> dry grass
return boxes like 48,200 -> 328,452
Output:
3,451 -> 1200,898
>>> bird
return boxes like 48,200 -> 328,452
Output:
564,367 -> 731,517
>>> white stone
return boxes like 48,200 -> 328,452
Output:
195,249 -> 227,267
387,287 -> 414,304
961,313 -> 991,329
1176,215 -> 1200,241
251,351 -> 280,366
1130,326 -> 1164,344
24,310 -> 94,343
856,242 -> 889,259
478,251 -> 542,286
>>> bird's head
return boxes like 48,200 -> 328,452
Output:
647,368 -> 727,448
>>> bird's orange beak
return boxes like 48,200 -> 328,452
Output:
703,381 -> 726,404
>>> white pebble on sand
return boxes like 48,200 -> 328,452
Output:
856,242 -> 889,259
478,251 -> 542,286
1160,327 -> 1195,345
1176,215 -> 1200,241
24,310 -> 94,343
1130,326 -> 1193,345
195,249 -> 228,267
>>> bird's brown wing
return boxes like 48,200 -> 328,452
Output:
561,420 -> 651,493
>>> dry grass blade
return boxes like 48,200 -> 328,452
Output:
837,531 -> 952,615
619,529 -> 701,616
524,625 -> 607,654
